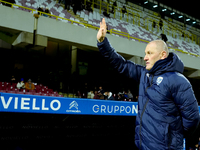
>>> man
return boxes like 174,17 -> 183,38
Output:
107,92 -> 114,100
98,86 -> 105,99
97,18 -> 200,150
17,78 -> 25,89
25,79 -> 35,91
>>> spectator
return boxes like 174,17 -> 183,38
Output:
152,21 -> 156,28
135,95 -> 138,102
64,0 -> 71,11
17,78 -> 25,89
87,90 -> 94,99
160,33 -> 168,43
25,79 -> 35,90
2,0 -> 15,7
122,5 -> 127,17
116,92 -> 123,101
159,19 -> 163,30
93,90 -> 100,99
10,75 -> 16,85
90,90 -> 94,99
37,6 -> 44,15
107,92 -> 114,100
104,91 -> 108,100
111,1 -> 117,14
127,90 -> 133,100
86,1 -> 93,12
44,7 -> 51,17
103,9 -> 110,18
123,91 -> 128,99
98,86 -> 105,99
72,0 -> 78,15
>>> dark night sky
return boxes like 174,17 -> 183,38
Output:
157,0 -> 199,20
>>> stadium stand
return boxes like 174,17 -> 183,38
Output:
5,0 -> 199,57
0,81 -> 63,97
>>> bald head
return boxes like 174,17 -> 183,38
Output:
147,40 -> 169,57
144,40 -> 169,70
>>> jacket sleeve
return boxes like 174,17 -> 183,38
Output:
97,37 -> 145,82
171,74 -> 200,135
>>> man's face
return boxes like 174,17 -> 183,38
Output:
144,43 -> 162,70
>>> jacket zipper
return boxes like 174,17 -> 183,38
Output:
139,75 -> 154,149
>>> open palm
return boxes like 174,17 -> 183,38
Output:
97,18 -> 107,42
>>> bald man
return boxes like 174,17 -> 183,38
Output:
97,18 -> 200,150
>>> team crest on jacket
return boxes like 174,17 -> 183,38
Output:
156,77 -> 163,85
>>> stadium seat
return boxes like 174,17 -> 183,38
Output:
7,90 -> 16,94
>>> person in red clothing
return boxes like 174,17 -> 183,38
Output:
93,91 -> 100,99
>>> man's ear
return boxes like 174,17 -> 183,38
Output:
160,51 -> 167,60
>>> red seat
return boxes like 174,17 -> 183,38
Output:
48,89 -> 53,93
24,92 -> 33,95
0,90 -> 6,93
57,94 -> 63,97
29,89 -> 36,93
33,93 -> 42,96
7,90 -> 16,94
41,88 -> 47,93
53,91 -> 58,94
43,86 -> 48,89
41,93 -> 48,96
20,89 -> 28,92
14,88 -> 19,92
11,83 -> 17,87
49,94 -> 56,97
0,84 -> 6,90
35,85 -> 41,90
7,85 -> 15,91
17,91 -> 25,94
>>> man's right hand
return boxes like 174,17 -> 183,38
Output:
97,18 -> 107,43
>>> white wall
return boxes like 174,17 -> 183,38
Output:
0,5 -> 34,33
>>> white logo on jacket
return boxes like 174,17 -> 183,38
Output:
156,77 -> 163,85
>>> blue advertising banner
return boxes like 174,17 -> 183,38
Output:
0,93 -> 138,116
0,93 -> 200,116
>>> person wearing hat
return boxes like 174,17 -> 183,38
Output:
25,79 -> 35,90
17,78 -> 25,89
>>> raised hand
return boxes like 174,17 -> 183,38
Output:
97,18 -> 107,43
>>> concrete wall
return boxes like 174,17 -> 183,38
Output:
0,5 -> 34,33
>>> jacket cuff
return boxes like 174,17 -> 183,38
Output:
97,37 -> 108,46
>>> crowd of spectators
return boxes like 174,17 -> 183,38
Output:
80,86 -> 138,102
58,0 -> 92,15
37,6 -> 51,17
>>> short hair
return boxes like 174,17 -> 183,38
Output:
148,40 -> 169,57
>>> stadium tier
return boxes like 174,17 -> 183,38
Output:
5,0 -> 200,57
